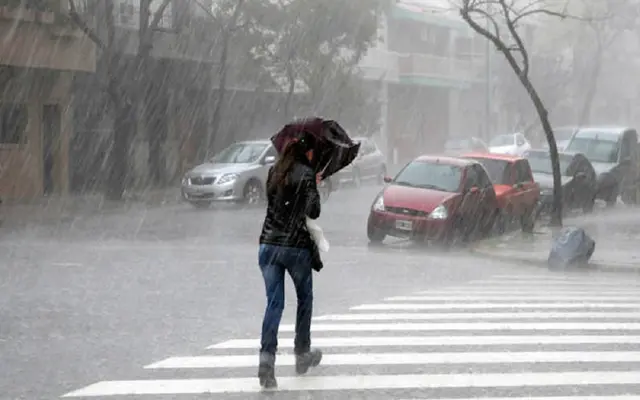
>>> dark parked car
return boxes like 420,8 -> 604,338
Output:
366,155 -> 499,246
564,126 -> 638,206
525,149 -> 597,217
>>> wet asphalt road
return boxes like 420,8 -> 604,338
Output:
2,184 -> 640,399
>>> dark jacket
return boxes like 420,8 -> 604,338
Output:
259,159 -> 321,250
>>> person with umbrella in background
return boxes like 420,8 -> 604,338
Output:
257,118 -> 359,389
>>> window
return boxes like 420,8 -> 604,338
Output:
515,160 -> 532,183
463,166 -> 479,190
0,103 -> 28,145
211,142 -> 268,164
115,0 -> 174,30
394,161 -> 462,193
527,152 -> 573,176
263,145 -> 277,161
566,137 -> 620,163
474,165 -> 493,188
471,158 -> 510,185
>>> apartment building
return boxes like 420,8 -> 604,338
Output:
0,0 -> 96,200
358,0 -> 488,165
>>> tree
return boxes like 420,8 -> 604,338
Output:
571,1 -> 639,125
264,0 -> 381,127
68,0 -> 172,200
457,0 -> 571,227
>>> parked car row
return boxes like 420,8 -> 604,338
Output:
366,136 -> 618,246
179,136 -> 387,208
366,151 -> 541,247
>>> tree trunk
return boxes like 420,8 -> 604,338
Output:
518,75 -> 563,226
205,0 -> 245,158
206,34 -> 229,159
283,60 -> 296,120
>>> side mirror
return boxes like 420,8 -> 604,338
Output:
264,155 -> 276,164
383,176 -> 392,183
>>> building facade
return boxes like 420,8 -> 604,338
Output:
0,0 -> 96,200
357,0 -> 488,166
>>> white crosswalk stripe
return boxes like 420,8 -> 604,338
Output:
62,273 -> 640,398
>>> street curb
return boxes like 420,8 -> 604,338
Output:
470,247 -> 640,275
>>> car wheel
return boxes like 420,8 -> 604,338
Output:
352,168 -> 362,188
583,194 -> 596,213
479,209 -> 498,237
520,208 -> 535,233
496,209 -> 510,234
377,165 -> 387,185
367,223 -> 386,244
605,184 -> 619,207
243,180 -> 264,205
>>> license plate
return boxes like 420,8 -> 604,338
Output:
395,220 -> 413,231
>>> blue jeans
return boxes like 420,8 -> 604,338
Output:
258,244 -> 313,356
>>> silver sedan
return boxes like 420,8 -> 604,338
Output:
181,140 -> 333,208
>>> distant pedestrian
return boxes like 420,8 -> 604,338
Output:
257,131 -> 323,389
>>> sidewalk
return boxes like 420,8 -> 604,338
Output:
0,188 -> 183,228
470,218 -> 640,274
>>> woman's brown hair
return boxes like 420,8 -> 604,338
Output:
268,134 -> 316,193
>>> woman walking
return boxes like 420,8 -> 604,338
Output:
257,131 -> 323,389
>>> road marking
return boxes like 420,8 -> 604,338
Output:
351,302 -> 640,310
51,262 -> 83,267
386,295 -> 640,301
208,335 -> 640,349
399,397 -> 640,400
145,351 -> 640,369
314,311 -> 640,321
464,280 -> 640,286
279,321 -> 640,332
61,371 -> 640,396
415,290 -> 640,295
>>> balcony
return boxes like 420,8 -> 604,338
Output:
0,0 -> 96,72
397,53 -> 483,85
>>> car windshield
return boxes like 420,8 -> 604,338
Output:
490,134 -> 514,147
566,136 -> 619,163
472,158 -> 510,184
211,142 -> 267,164
394,161 -> 462,192
554,128 -> 575,141
527,152 -> 572,176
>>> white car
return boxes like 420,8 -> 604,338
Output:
489,133 -> 531,156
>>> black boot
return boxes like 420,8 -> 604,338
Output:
295,349 -> 322,375
258,352 -> 277,389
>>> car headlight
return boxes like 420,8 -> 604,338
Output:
181,176 -> 189,185
217,173 -> 238,185
428,204 -> 448,220
372,195 -> 384,212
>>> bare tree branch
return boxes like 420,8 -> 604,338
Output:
68,0 -> 106,50
150,0 -> 173,31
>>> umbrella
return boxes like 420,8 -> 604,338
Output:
271,117 -> 361,179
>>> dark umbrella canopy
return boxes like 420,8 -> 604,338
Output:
271,117 -> 361,179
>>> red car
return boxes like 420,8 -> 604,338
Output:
461,152 -> 540,232
367,155 -> 500,245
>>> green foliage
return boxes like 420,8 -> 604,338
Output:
258,0 -> 381,125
